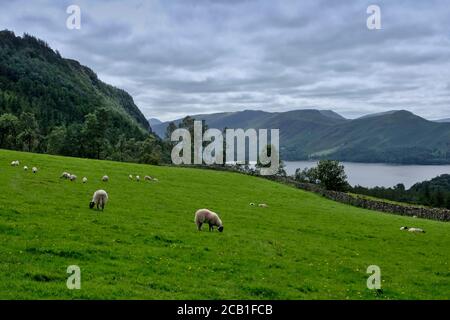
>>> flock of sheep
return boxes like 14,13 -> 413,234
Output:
9,158 -> 427,234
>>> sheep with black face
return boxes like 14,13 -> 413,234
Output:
194,209 -> 223,232
89,190 -> 108,211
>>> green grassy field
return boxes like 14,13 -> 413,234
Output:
0,149 -> 449,299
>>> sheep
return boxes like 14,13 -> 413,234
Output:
136,175 -> 140,182
400,226 -> 425,233
144,175 -> 152,181
32,167 -> 38,173
249,202 -> 255,206
89,189 -> 108,211
258,203 -> 268,208
60,172 -> 71,179
23,166 -> 28,171
102,175 -> 109,182
82,177 -> 88,183
69,174 -> 77,181
153,178 -> 159,182
194,209 -> 223,232
10,160 -> 19,166
128,174 -> 133,180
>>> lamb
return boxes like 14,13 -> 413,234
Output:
153,178 -> 159,182
82,177 -> 88,183
194,209 -> 223,232
400,226 -> 425,233
144,175 -> 152,181
89,189 -> 108,211
10,160 -> 19,166
69,174 -> 77,181
32,167 -> 38,173
102,175 -> 109,182
128,174 -> 133,180
258,203 -> 268,208
249,202 -> 255,206
23,166 -> 28,171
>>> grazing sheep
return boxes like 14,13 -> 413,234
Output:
258,203 -> 268,208
89,189 -> 108,211
82,177 -> 88,183
249,202 -> 255,206
153,177 -> 159,182
69,174 -> 77,181
10,160 -> 19,166
102,175 -> 109,182
400,226 -> 425,233
136,175 -> 140,182
128,174 -> 133,180
32,167 -> 38,173
194,209 -> 223,232
23,166 -> 28,171
60,172 -> 70,179
144,175 -> 152,181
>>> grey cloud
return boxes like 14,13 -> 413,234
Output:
0,0 -> 450,121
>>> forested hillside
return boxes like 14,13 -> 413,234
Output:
0,30 -> 167,164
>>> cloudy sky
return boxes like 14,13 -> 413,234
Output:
1,0 -> 450,121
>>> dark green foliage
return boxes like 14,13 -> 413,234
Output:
305,160 -> 349,191
0,30 -> 168,164
351,174 -> 450,209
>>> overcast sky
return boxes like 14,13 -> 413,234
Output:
1,0 -> 450,121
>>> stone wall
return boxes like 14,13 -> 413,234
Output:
265,176 -> 450,222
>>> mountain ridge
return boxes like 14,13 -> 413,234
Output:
151,109 -> 450,164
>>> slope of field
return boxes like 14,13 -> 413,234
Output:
0,149 -> 449,299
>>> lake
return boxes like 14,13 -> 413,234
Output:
284,161 -> 450,189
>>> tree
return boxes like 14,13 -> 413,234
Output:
294,167 -> 318,183
47,126 -> 66,155
314,160 -> 349,191
0,113 -> 19,149
17,112 -> 40,152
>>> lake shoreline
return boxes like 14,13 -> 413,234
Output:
284,161 -> 450,189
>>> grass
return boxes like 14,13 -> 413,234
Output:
0,149 -> 449,300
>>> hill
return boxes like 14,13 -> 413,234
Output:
0,30 -> 167,163
0,149 -> 449,299
153,109 -> 450,164
148,118 -> 163,127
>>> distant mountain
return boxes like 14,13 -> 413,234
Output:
154,109 -> 450,164
434,118 -> 450,123
148,118 -> 162,127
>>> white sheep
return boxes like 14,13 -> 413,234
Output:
153,178 -> 159,182
249,202 -> 255,206
69,174 -> 77,181
60,172 -> 70,179
144,175 -> 152,181
89,189 -> 108,211
258,203 -> 268,208
82,177 -> 88,183
194,209 -> 223,232
10,160 -> 19,166
128,174 -> 133,180
102,175 -> 109,182
23,166 -> 28,171
400,226 -> 425,233
136,175 -> 140,182
32,167 -> 38,173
